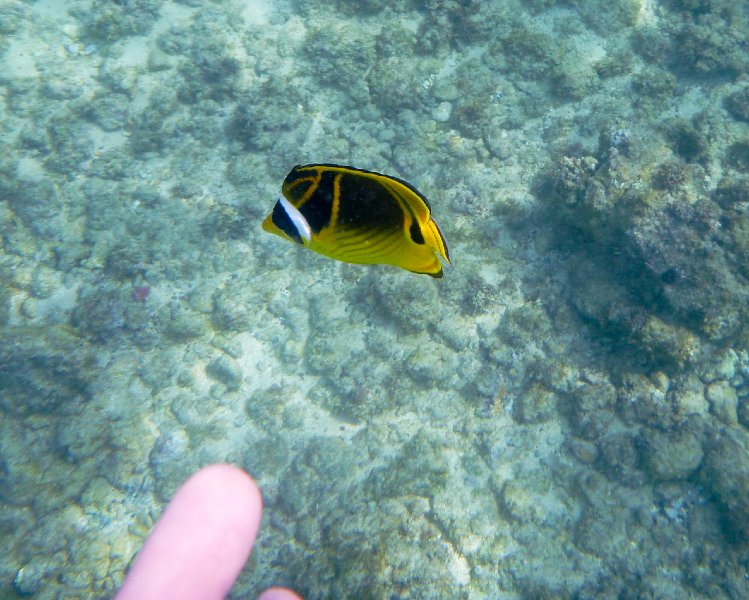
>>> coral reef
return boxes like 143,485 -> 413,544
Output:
2,0 -> 749,598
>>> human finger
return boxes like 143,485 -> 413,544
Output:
258,586 -> 303,600
115,463 -> 262,600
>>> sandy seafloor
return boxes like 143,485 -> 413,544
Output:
2,0 -> 749,598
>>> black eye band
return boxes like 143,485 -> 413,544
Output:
272,200 -> 304,245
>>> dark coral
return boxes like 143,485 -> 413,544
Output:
666,122 -> 709,163
542,127 -> 749,366
726,141 -> 749,173
73,0 -> 163,43
0,326 -> 94,416
665,1 -> 749,77
724,86 -> 749,122
700,427 -> 749,543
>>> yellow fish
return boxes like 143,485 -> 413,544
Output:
262,164 -> 450,277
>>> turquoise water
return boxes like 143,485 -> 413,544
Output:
1,0 -> 749,598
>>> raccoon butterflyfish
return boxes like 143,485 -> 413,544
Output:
262,164 -> 450,277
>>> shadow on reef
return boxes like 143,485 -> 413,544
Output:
505,118 -> 749,551
525,122 -> 749,376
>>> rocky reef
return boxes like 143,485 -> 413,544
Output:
1,0 -> 749,598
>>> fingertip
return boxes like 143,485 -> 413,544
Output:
258,587 -> 303,600
197,463 -> 263,526
116,463 -> 263,600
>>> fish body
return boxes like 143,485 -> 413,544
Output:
262,164 -> 450,277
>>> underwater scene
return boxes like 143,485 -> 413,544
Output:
2,0 -> 749,598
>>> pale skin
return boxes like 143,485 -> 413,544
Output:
115,464 -> 301,600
